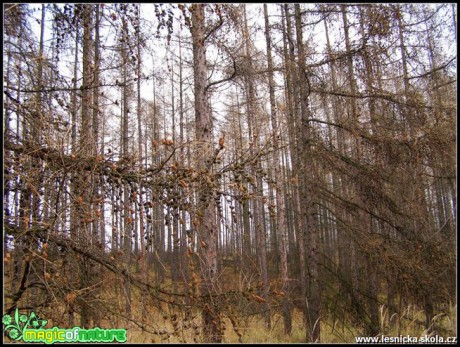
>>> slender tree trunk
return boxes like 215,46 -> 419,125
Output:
92,3 -> 100,246
190,4 -> 222,342
358,8 -> 381,336
241,4 -> 271,329
264,3 -> 291,334
78,4 -> 94,329
294,4 -> 321,341
282,4 -> 306,316
121,14 -> 132,319
178,34 -> 190,302
340,4 -> 364,331
170,66 -> 180,300
134,4 -> 147,321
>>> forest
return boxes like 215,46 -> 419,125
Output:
2,3 -> 457,343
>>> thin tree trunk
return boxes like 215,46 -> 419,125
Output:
264,3 -> 290,334
121,14 -> 132,319
241,4 -> 271,329
79,4 -> 94,329
284,1 -> 307,327
190,4 -> 222,342
294,4 -> 320,341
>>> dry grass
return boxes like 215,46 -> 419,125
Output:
123,302 -> 457,343
3,263 -> 456,343
373,302 -> 457,339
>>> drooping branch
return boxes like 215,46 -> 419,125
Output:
205,59 -> 237,93
204,15 -> 224,42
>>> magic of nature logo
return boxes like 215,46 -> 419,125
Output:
2,308 -> 127,344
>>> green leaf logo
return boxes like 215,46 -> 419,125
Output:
2,309 -> 47,342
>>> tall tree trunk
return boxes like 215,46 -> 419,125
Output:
322,9 -> 354,330
241,4 -> 271,329
121,14 -> 132,319
79,4 -> 94,329
190,4 -> 222,342
178,34 -> 190,303
294,4 -> 321,341
134,4 -> 147,322
92,3 -> 100,248
340,4 -> 364,331
264,4 -> 291,335
358,7 -> 381,336
282,4 -> 305,316
170,64 -> 180,300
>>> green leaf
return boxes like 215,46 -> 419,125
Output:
14,308 -> 19,326
9,328 -> 20,340
2,314 -> 12,325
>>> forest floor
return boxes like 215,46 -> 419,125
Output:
3,261 -> 456,343
123,304 -> 457,343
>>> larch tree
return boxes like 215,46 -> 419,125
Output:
2,3 -> 456,344
263,3 -> 291,335
189,4 -> 222,342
